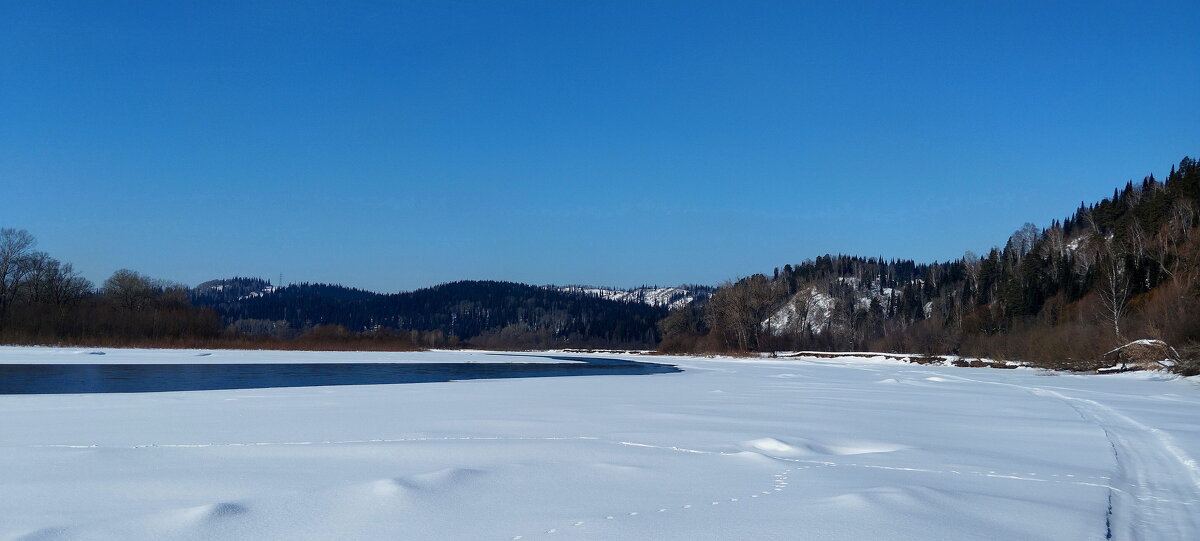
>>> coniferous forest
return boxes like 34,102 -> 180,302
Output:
1,157 -> 1198,368
660,157 -> 1200,370
192,279 -> 668,349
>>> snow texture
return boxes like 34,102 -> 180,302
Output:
764,279 -> 899,336
557,286 -> 698,310
1,347 -> 1198,540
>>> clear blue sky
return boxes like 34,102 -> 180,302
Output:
2,1 -> 1197,292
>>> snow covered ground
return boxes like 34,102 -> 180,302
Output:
1,348 -> 1198,540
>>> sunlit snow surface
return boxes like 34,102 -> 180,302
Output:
1,347 -> 1198,540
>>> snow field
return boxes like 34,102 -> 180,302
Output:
0,348 -> 1197,540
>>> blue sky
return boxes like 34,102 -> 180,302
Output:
2,1 -> 1197,292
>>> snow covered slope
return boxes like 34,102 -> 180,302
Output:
558,285 -> 706,310
1,348 -> 1197,540
192,278 -> 279,303
763,278 -> 913,335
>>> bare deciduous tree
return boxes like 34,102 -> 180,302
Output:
1098,255 -> 1130,341
102,269 -> 164,311
1006,222 -> 1040,260
1151,199 -> 1198,284
1042,226 -> 1066,258
0,228 -> 37,323
1127,220 -> 1148,261
20,252 -> 91,305
1081,213 -> 1132,342
1093,234 -> 1131,342
704,275 -> 777,351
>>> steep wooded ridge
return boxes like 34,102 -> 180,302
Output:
661,157 -> 1200,370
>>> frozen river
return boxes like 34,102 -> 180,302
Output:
0,355 -> 679,394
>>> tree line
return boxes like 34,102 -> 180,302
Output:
0,234 -> 420,350
0,233 -> 668,351
0,229 -> 221,346
194,279 -> 667,350
660,157 -> 1200,371
6,155 -> 1198,362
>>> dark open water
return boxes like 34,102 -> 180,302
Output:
0,355 -> 680,395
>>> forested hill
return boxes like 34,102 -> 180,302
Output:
661,157 -> 1200,369
193,280 -> 669,349
8,157 -> 1196,360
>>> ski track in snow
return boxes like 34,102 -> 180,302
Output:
1028,389 -> 1200,541
919,372 -> 1200,541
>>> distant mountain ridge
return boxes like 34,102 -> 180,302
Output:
190,279 -> 700,349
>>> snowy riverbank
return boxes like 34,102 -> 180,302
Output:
1,348 -> 1197,540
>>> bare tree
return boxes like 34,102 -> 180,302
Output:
1071,210 -> 1099,276
961,251 -> 980,302
101,269 -> 161,311
34,257 -> 92,305
1042,226 -> 1066,258
1151,199 -> 1197,284
1080,212 -> 1132,342
0,228 -> 37,322
1098,255 -> 1130,341
1127,220 -> 1148,261
704,282 -> 746,351
1007,222 -> 1040,260
704,275 -> 777,351
1094,236 -> 1131,342
1126,181 -> 1143,206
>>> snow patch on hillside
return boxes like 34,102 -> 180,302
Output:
558,286 -> 701,310
237,285 -> 279,300
763,279 -> 903,336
